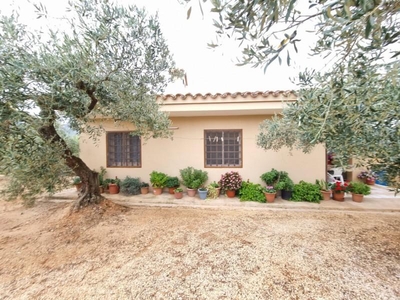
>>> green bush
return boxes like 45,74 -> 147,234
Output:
348,181 -> 371,195
179,167 -> 208,189
165,176 -> 180,188
291,181 -> 322,203
239,181 -> 265,203
260,168 -> 280,185
120,176 -> 141,195
149,171 -> 168,188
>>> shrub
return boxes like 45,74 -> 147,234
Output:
260,168 -> 279,185
120,176 -> 141,195
239,181 -> 265,203
219,171 -> 242,190
140,182 -> 149,188
348,181 -> 371,195
165,176 -> 180,188
206,184 -> 219,199
179,167 -> 208,189
291,181 -> 322,203
149,171 -> 168,188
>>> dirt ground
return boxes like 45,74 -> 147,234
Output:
0,186 -> 399,299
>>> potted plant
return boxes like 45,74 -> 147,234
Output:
97,167 -> 107,193
219,171 -> 242,198
347,181 -> 371,202
331,181 -> 349,201
174,187 -> 184,199
108,177 -> 120,194
206,183 -> 220,199
165,176 -> 180,194
179,167 -> 208,197
357,171 -> 378,185
264,186 -> 276,203
209,181 -> 220,197
198,187 -> 208,200
140,182 -> 149,194
72,176 -> 82,191
150,171 -> 168,195
316,179 -> 332,200
120,176 -> 141,195
280,177 -> 294,200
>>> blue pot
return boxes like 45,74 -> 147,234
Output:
198,189 -> 208,200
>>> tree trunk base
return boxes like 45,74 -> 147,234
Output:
71,190 -> 105,212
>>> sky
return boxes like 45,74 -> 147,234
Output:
1,0 -> 320,94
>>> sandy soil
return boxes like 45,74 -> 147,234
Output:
0,186 -> 399,299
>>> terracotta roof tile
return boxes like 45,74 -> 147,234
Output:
158,90 -> 296,100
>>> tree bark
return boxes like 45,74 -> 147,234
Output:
38,123 -> 104,210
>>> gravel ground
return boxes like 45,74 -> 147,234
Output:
0,198 -> 399,300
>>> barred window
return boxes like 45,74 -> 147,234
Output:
204,130 -> 242,168
107,132 -> 141,167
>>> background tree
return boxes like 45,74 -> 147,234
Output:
184,0 -> 400,188
0,0 -> 176,208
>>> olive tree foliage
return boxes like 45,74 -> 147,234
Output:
0,0 -> 176,207
184,0 -> 400,188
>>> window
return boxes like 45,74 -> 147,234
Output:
204,130 -> 242,167
107,132 -> 141,167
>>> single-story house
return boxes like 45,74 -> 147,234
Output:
79,91 -> 328,188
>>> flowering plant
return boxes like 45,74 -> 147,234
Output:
331,181 -> 349,193
219,171 -> 242,190
357,171 -> 378,181
264,186 -> 276,193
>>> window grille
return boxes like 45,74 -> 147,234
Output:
107,132 -> 141,167
204,130 -> 242,167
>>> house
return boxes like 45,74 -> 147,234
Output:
79,91 -> 326,187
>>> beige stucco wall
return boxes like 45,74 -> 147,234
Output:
80,115 -> 326,187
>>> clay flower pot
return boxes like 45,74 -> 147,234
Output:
352,193 -> 364,203
140,187 -> 149,194
366,178 -> 375,185
153,187 -> 163,195
174,191 -> 183,199
109,184 -> 119,194
187,188 -> 196,197
321,190 -> 331,200
264,192 -> 276,203
332,192 -> 345,201
226,189 -> 236,198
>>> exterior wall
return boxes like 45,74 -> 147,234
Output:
80,115 -> 326,187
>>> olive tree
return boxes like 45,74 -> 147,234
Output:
184,0 -> 400,188
0,0 -> 176,208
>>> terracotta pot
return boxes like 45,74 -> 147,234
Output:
153,187 -> 163,195
216,188 -> 221,197
174,192 -> 183,199
109,184 -> 119,194
226,189 -> 236,198
168,187 -> 176,194
99,186 -> 105,194
321,190 -> 331,200
140,187 -> 149,194
366,178 -> 375,185
352,193 -> 364,203
187,188 -> 196,197
264,192 -> 276,203
332,192 -> 345,201
74,183 -> 82,191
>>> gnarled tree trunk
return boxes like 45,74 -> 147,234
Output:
39,123 -> 104,210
